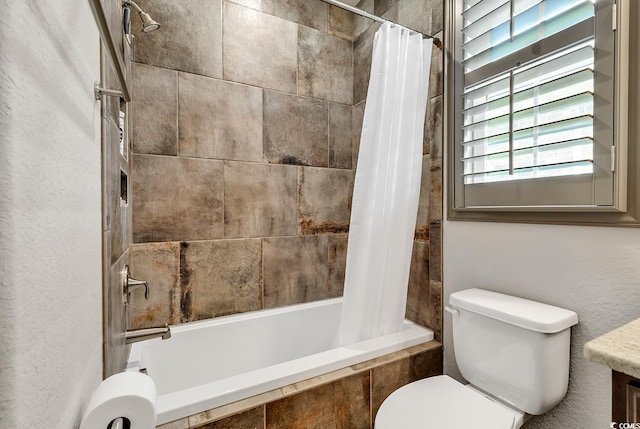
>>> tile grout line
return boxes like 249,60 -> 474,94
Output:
296,167 -> 300,237
260,236 -> 265,311
136,61 -> 353,107
260,86 -> 266,311
295,17 -> 300,97
220,0 -> 225,82
327,102 -> 331,168
263,403 -> 267,429
175,70 -> 180,157
222,159 -> 226,242
369,368 -> 374,429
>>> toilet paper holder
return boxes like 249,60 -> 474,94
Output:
108,417 -> 128,429
79,372 -> 157,429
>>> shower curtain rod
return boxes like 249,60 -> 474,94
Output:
319,0 -> 441,47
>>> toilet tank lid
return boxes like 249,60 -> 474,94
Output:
449,289 -> 578,333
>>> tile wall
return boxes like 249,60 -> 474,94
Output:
101,0 -> 133,377
128,0 -> 443,341
119,0 -> 444,426
129,0 -> 357,326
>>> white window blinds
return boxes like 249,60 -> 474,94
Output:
460,0 -> 595,185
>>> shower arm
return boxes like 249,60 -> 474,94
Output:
122,0 -> 144,15
122,0 -> 160,33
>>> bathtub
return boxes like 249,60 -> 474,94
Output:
127,297 -> 434,425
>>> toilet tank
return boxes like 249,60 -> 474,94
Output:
449,289 -> 578,415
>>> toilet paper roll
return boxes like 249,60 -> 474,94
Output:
80,371 -> 157,429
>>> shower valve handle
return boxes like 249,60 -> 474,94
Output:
127,276 -> 149,299
122,265 -> 149,302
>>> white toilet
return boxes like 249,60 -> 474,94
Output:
375,288 -> 578,429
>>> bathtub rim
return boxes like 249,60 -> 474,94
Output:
127,298 -> 435,425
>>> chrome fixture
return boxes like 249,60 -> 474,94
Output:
122,0 -> 160,33
121,269 -> 169,344
125,265 -> 149,299
317,0 -> 440,46
121,265 -> 149,305
94,80 -> 123,100
125,324 -> 172,344
107,417 -> 127,429
88,0 -> 131,101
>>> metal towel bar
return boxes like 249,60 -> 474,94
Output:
87,0 -> 131,102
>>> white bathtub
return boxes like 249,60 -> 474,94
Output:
127,297 -> 434,425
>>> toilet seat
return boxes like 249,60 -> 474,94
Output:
375,375 -> 518,429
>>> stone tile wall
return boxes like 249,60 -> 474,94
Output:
129,0 -> 443,344
129,0 -> 357,326
122,1 -> 445,427
101,0 -> 133,377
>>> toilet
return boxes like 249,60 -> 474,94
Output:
375,288 -> 579,429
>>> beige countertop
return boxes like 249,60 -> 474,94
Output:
584,318 -> 640,379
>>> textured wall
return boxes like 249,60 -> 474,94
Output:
0,1 -> 103,428
443,223 -> 640,427
444,3 -> 640,426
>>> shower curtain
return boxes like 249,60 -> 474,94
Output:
340,23 -> 432,345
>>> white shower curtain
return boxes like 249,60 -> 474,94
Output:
340,23 -> 432,345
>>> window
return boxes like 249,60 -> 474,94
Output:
447,0 -> 640,225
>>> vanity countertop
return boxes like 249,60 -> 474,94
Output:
584,318 -> 640,378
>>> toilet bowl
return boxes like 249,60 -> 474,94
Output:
375,375 -> 526,429
375,289 -> 578,428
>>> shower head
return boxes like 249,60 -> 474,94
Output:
139,11 -> 160,32
122,0 -> 160,33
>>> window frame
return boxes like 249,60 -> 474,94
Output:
446,0 -> 640,226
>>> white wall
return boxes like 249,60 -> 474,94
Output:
443,221 -> 640,428
0,2 -> 103,428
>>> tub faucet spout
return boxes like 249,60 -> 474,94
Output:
125,324 -> 171,344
